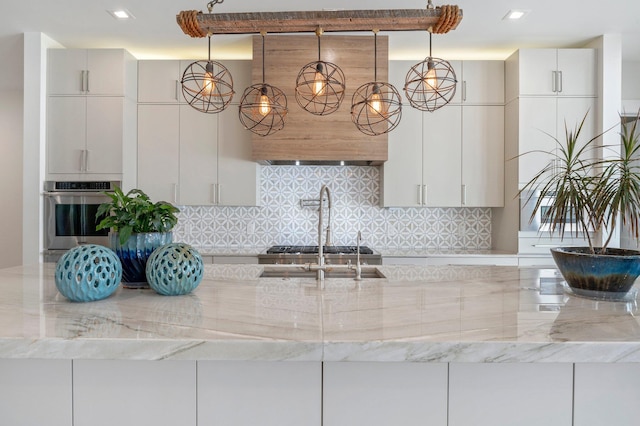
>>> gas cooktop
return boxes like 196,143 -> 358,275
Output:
265,245 -> 374,255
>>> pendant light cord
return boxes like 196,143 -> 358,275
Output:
373,31 -> 378,82
207,34 -> 212,61
261,32 -> 266,84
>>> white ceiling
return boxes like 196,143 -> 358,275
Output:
2,0 -> 640,61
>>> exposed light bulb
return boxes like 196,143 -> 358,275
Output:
258,87 -> 272,116
313,63 -> 326,96
203,63 -> 216,95
369,85 -> 384,115
423,64 -> 438,92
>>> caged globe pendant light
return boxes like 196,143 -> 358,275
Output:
181,33 -> 235,113
404,1 -> 457,113
239,32 -> 288,136
295,27 -> 346,115
351,30 -> 402,136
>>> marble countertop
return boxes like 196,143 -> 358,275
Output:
1,263 -> 640,363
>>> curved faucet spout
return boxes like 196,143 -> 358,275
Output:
317,185 -> 333,283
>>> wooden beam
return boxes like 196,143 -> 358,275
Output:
177,8 -> 462,38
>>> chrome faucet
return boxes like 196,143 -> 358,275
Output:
354,230 -> 362,281
317,185 -> 332,282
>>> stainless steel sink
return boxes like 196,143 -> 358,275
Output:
260,266 -> 385,279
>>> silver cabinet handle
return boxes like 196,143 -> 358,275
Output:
85,150 -> 90,172
417,184 -> 423,205
216,184 -> 222,205
85,70 -> 90,93
175,80 -> 180,101
173,183 -> 178,204
462,81 -> 467,102
79,150 -> 84,171
461,184 -> 467,206
551,71 -> 556,92
557,70 -> 562,93
80,70 -> 85,92
423,185 -> 427,206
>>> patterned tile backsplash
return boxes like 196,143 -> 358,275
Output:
173,166 -> 492,250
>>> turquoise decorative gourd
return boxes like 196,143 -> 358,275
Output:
146,243 -> 204,296
55,245 -> 122,302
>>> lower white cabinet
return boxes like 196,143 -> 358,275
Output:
323,362 -> 448,426
198,361 -> 322,426
574,363 -> 640,426
0,359 -> 72,426
448,363 -> 574,426
73,360 -> 196,426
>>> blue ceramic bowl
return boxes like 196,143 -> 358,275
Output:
551,247 -> 640,298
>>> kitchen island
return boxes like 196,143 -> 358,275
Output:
1,263 -> 639,426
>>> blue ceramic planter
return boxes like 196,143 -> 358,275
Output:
551,247 -> 640,299
110,232 -> 173,288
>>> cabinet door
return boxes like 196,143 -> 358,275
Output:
47,96 -> 87,174
0,359 -> 72,426
556,49 -> 597,97
518,97 -> 557,185
138,60 -> 182,103
137,104 -> 180,203
556,97 -> 598,162
449,363 -> 573,426
448,60 -> 463,104
73,360 -> 196,426
423,105 -> 462,206
179,105 -> 219,205
86,49 -> 125,95
462,105 -> 504,207
85,97 -> 123,174
198,361 -> 321,426
462,61 -> 505,105
47,49 -> 87,95
517,49 -> 558,96
574,363 -> 640,426
217,60 -> 260,206
323,362 -> 448,426
382,61 -> 424,207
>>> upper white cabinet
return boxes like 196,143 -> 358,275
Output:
382,60 -> 504,207
506,48 -> 597,101
46,48 -> 137,179
450,60 -> 505,105
137,60 -> 260,206
48,49 -> 136,97
138,60 -> 195,103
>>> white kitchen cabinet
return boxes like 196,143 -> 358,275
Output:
462,105 -> 504,206
515,96 -> 596,186
422,105 -> 463,206
448,363 -> 574,426
323,361 -> 448,426
47,96 -> 125,175
48,48 -> 136,96
574,363 -> 640,425
0,359 -> 72,426
138,59 -> 195,103
459,60 -> 505,105
383,60 -> 504,207
73,360 -> 196,426
507,49 -> 597,100
137,104 -> 180,202
137,60 -> 259,206
198,361 -> 321,426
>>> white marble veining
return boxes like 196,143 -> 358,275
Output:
1,263 -> 640,362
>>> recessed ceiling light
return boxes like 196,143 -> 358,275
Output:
502,9 -> 529,20
108,9 -> 135,20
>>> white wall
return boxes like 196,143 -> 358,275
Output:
0,35 -> 24,268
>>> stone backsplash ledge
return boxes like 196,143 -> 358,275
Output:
173,166 -> 491,250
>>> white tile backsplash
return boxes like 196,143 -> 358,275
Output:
173,166 -> 492,250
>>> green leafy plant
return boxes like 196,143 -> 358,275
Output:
96,186 -> 180,245
519,110 -> 640,255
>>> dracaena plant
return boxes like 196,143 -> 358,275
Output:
96,186 -> 180,245
519,110 -> 640,255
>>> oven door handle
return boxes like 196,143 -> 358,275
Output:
43,192 -> 113,197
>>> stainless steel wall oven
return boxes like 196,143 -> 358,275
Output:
43,181 -> 119,256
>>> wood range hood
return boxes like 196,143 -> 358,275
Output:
250,34 -> 389,166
